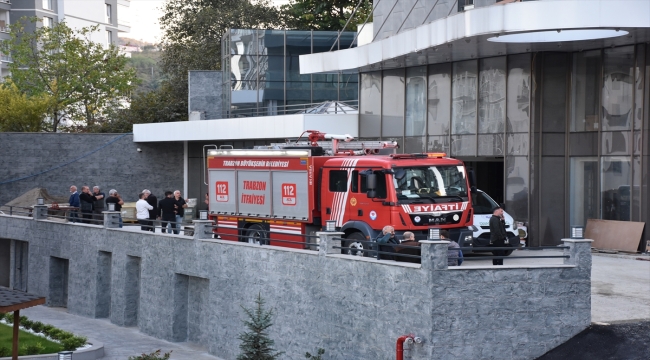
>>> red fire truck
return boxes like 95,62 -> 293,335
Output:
206,130 -> 475,255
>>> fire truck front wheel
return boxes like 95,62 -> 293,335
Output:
245,224 -> 269,245
343,232 -> 372,257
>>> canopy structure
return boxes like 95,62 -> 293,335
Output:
0,287 -> 46,360
298,101 -> 359,115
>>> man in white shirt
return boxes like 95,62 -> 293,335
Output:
136,193 -> 154,231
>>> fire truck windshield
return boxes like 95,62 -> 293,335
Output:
393,166 -> 468,203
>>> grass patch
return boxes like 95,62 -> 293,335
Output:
0,323 -> 63,355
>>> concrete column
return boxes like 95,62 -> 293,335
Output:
419,240 -> 450,271
562,239 -> 594,268
317,232 -> 344,257
103,211 -> 121,229
192,220 -> 215,240
33,205 -> 48,220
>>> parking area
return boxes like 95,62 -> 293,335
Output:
463,249 -> 650,323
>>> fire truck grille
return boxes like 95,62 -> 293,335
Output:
409,212 -> 463,226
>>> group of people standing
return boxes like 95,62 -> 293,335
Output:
135,190 -> 188,234
68,185 -> 123,226
68,186 -> 188,232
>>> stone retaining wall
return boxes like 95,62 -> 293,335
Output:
0,215 -> 592,359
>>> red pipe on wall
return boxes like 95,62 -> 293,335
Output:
396,335 -> 413,360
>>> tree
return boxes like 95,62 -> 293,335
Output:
1,18 -> 138,132
281,0 -> 373,31
0,82 -> 51,132
95,82 -> 187,133
237,293 -> 284,360
159,0 -> 284,121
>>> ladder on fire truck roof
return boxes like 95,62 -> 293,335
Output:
257,130 -> 400,156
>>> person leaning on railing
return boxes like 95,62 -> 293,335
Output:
440,230 -> 462,266
105,190 -> 124,228
375,225 -> 398,261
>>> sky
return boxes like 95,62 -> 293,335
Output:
122,0 -> 290,44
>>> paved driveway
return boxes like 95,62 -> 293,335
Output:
463,249 -> 650,322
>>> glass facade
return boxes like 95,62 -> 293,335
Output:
222,29 -> 359,117
358,45 -> 650,246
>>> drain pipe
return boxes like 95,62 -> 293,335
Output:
396,335 -> 414,360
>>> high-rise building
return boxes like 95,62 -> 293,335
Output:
0,0 -> 130,77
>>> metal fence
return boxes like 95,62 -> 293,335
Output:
1,206 -> 572,263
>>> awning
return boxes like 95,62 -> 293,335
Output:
300,0 -> 650,74
133,113 -> 359,142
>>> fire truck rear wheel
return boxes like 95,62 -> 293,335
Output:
344,232 -> 371,257
246,224 -> 269,245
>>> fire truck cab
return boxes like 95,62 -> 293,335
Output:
321,154 -> 475,255
206,131 -> 475,256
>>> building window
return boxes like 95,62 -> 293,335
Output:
42,0 -> 53,10
106,4 -> 112,24
43,17 -> 53,28
106,30 -> 112,45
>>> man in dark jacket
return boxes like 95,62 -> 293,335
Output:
79,186 -> 98,224
375,225 -> 398,260
143,189 -> 157,233
489,206 -> 508,265
92,186 -> 106,222
158,191 -> 177,234
68,185 -> 80,223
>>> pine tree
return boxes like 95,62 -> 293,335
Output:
237,293 -> 284,360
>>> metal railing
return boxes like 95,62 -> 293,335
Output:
332,237 -> 571,263
223,100 -> 358,119
208,224 -> 320,250
0,205 -> 33,217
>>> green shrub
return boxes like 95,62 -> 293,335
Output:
47,328 -> 62,339
31,321 -> 44,333
4,313 -> 13,324
21,318 -> 34,330
0,346 -> 10,357
0,313 -> 5,321
127,349 -> 172,360
42,324 -> 55,336
19,316 -> 28,324
23,342 -> 45,355
57,330 -> 75,341
62,336 -> 87,351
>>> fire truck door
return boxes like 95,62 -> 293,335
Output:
352,170 -> 391,227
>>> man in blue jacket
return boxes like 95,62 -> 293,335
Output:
68,185 -> 80,223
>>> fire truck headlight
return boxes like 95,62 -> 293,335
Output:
468,225 -> 478,232
452,214 -> 460,222
413,216 -> 421,224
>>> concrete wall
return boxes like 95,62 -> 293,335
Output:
188,71 -> 223,120
0,133 -> 184,206
0,215 -> 592,360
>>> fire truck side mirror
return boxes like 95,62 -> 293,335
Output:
366,173 -> 377,198
468,169 -> 477,189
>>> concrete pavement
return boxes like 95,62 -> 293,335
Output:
21,306 -> 224,360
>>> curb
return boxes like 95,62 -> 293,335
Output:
0,339 -> 104,360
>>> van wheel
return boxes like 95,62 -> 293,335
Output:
246,224 -> 269,245
344,232 -> 372,257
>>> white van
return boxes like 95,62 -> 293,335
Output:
470,190 -> 525,254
